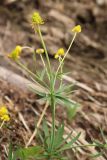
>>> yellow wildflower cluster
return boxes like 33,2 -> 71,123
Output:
36,48 -> 44,54
72,25 -> 81,33
32,12 -> 44,25
0,106 -> 10,121
8,45 -> 22,61
54,48 -> 65,59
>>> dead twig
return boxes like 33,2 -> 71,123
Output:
18,112 -> 31,134
26,101 -> 49,147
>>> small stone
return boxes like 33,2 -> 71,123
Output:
96,0 -> 105,6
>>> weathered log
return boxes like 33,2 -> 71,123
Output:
0,66 -> 44,93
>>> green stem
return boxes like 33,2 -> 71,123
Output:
40,54 -> 50,80
50,95 -> 56,152
17,60 -> 49,89
33,51 -> 36,72
37,25 -> 51,77
53,33 -> 77,88
17,61 -> 36,77
59,57 -> 63,88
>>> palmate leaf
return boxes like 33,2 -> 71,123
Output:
56,72 -> 71,80
56,95 -> 76,106
55,95 -> 73,105
13,146 -> 43,160
56,95 -> 79,119
58,132 -> 81,152
53,123 -> 64,149
29,85 -> 47,97
56,84 -> 75,95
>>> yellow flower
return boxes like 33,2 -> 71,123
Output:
54,54 -> 59,59
72,25 -> 81,33
8,45 -> 22,61
0,106 -> 8,116
36,48 -> 44,54
32,12 -> 44,25
0,106 -> 10,122
54,48 -> 65,59
57,48 -> 64,56
1,114 -> 10,121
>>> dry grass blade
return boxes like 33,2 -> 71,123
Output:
18,112 -> 31,134
26,101 -> 49,147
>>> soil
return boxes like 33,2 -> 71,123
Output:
0,0 -> 107,159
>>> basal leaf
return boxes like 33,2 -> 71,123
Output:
59,132 -> 81,151
43,120 -> 51,148
57,130 -> 73,150
53,123 -> 64,149
13,146 -> 43,160
56,84 -> 75,95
